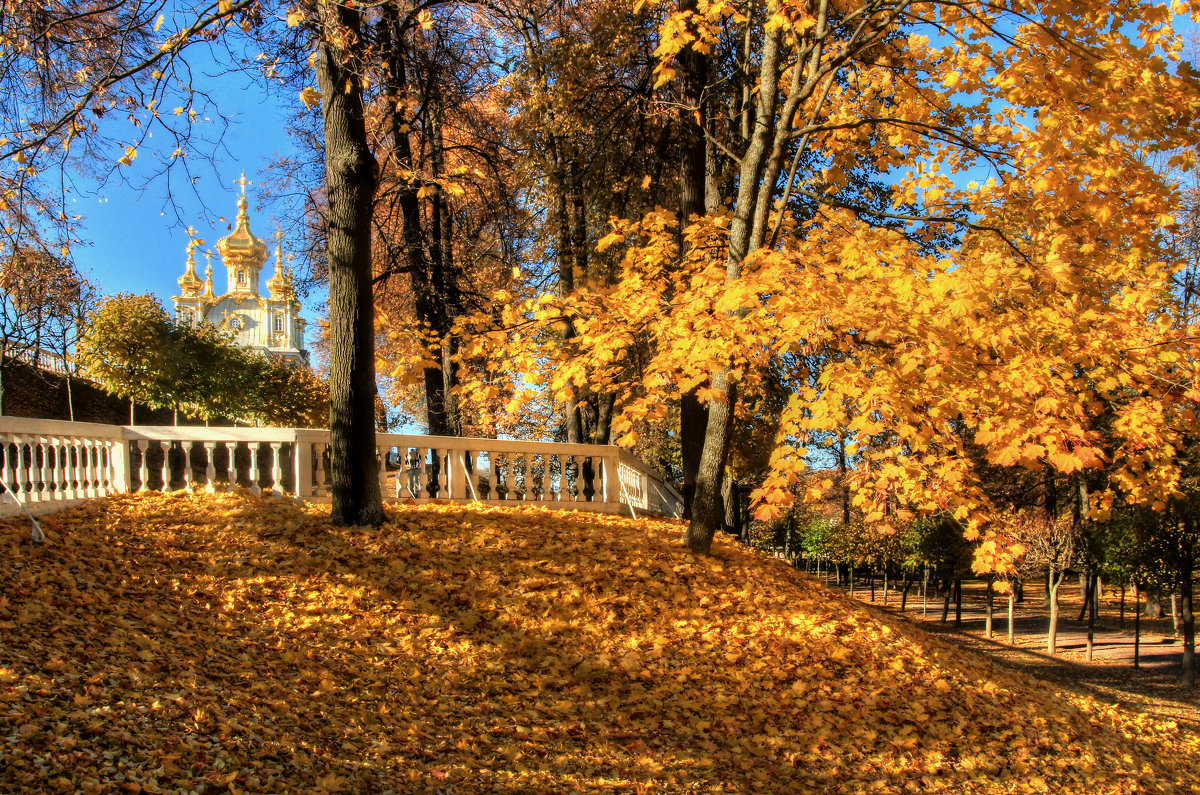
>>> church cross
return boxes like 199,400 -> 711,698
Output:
234,173 -> 253,196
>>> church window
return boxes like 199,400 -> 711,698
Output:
237,270 -> 246,285
274,315 -> 284,332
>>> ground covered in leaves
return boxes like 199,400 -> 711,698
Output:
2,494 -> 1198,794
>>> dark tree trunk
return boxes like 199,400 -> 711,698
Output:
379,9 -> 458,438
900,574 -> 913,612
1134,582 -> 1142,669
1048,567 -> 1062,654
1180,531 -> 1195,687
1007,592 -> 1015,645
677,0 -> 709,521
1120,584 -> 1126,630
1077,570 -> 1092,622
1087,571 -> 1097,661
319,0 -> 384,527
954,578 -> 963,628
684,371 -> 733,552
941,580 -> 951,623
985,577 -> 994,639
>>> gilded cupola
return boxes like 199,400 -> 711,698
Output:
176,226 -> 204,297
217,173 -> 269,297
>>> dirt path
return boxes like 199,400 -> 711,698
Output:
819,572 -> 1200,728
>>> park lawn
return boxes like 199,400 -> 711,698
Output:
1,493 -> 1196,794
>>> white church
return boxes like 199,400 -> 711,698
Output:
173,175 -> 309,367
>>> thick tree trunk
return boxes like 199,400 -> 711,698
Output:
684,26 -> 788,553
319,0 -> 384,527
684,371 -> 734,551
677,0 -> 709,521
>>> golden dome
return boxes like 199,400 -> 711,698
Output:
176,227 -> 204,297
217,194 -> 269,276
266,228 -> 292,300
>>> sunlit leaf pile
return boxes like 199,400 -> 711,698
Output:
2,493 -> 1196,793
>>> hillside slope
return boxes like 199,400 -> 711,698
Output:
1,493 -> 1196,793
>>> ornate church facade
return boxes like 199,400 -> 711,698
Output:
172,175 -> 309,367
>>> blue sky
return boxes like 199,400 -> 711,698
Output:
66,50 -> 315,322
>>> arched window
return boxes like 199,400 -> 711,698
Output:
237,270 -> 246,285
274,314 -> 283,332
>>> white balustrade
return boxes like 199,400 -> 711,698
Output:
0,418 -> 682,519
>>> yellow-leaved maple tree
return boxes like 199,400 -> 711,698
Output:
466,0 -> 1200,566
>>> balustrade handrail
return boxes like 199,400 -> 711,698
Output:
1,416 -> 684,519
0,415 -> 124,439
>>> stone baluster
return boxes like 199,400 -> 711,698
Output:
460,450 -> 474,500
601,456 -> 617,505
494,453 -> 506,501
294,442 -> 312,499
136,440 -> 149,491
270,442 -> 283,496
417,448 -> 429,498
60,437 -> 76,500
51,437 -> 64,499
75,439 -> 87,497
68,437 -> 80,498
33,436 -> 49,503
515,453 -> 527,500
5,439 -> 16,500
13,436 -> 29,503
103,441 -> 115,495
248,444 -> 261,495
315,444 -> 327,496
539,454 -> 549,502
159,441 -> 172,492
25,436 -> 40,503
444,448 -> 459,500
83,439 -> 98,498
181,442 -> 195,492
376,445 -> 388,495
225,442 -> 237,490
202,442 -> 217,493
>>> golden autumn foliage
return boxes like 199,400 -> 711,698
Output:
463,0 -> 1200,558
2,493 -> 1198,793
